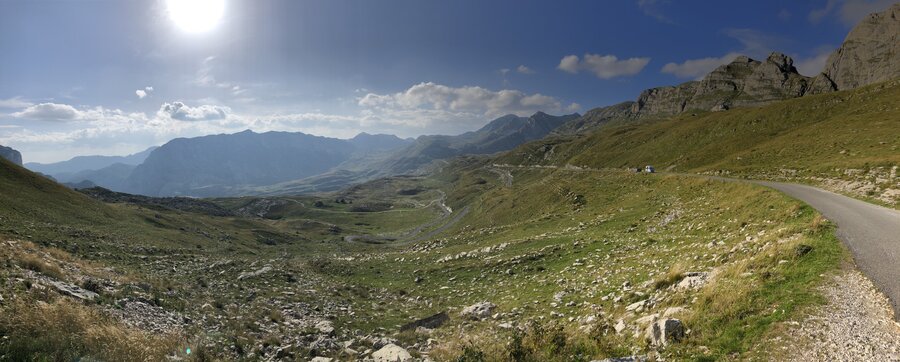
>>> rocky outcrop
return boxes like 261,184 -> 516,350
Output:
371,344 -> 413,362
556,4 -> 899,135
632,53 -> 810,117
459,301 -> 497,320
553,101 -> 635,134
815,3 -> 900,92
645,318 -> 685,347
0,145 -> 22,166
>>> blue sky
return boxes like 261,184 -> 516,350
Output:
0,0 -> 894,162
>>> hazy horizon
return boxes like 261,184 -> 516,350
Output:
1,0 -> 893,163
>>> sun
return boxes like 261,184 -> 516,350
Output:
166,0 -> 225,34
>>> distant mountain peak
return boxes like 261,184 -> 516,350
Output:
0,145 -> 23,166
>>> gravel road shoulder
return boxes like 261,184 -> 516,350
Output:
758,267 -> 900,361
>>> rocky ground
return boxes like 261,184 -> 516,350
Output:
764,268 -> 900,361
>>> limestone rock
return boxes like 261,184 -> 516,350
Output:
676,272 -> 709,290
591,357 -> 648,362
371,343 -> 413,362
48,280 -> 98,301
633,53 -> 810,118
459,301 -> 496,320
646,318 -> 685,347
237,265 -> 272,281
818,3 -> 900,91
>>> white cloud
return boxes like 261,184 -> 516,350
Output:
809,0 -> 894,26
135,86 -> 154,99
637,0 -> 674,24
795,47 -> 835,76
660,29 -> 781,79
157,101 -> 230,121
11,103 -> 82,122
0,97 -> 33,109
661,52 -> 742,79
557,54 -> 650,79
357,82 -> 578,134
516,65 -> 535,74
3,83 -> 578,161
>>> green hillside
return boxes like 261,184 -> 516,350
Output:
498,80 -> 900,206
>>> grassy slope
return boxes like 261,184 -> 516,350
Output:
2,80 -> 892,360
327,163 -> 844,360
498,80 -> 899,191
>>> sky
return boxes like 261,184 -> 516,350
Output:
0,0 -> 895,163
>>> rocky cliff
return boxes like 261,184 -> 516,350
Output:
558,4 -> 899,135
813,3 -> 900,92
633,53 -> 810,116
0,145 -> 22,166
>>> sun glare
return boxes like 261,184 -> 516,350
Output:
166,0 -> 225,33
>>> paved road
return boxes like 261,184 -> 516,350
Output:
745,180 -> 900,320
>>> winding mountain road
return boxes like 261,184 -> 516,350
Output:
746,180 -> 900,320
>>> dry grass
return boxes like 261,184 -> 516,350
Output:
0,298 -> 182,362
653,262 -> 687,290
16,253 -> 65,280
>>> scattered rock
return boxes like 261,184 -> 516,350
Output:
48,280 -> 98,301
371,343 -> 413,362
237,266 -> 272,281
646,318 -> 685,347
625,299 -> 648,313
591,356 -> 648,362
316,320 -> 335,335
459,301 -> 496,320
676,272 -> 709,290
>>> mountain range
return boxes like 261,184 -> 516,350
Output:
16,3 -> 900,198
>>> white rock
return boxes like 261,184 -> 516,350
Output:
646,318 -> 685,347
459,301 -> 497,320
371,343 -> 413,362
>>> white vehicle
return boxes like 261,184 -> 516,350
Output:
644,165 -> 655,173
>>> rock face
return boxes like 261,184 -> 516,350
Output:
48,280 -> 99,301
553,101 -> 635,134
646,318 -> 685,347
557,4 -> 899,135
632,53 -> 810,117
0,145 -> 23,166
371,343 -> 413,362
459,301 -> 497,320
815,3 -> 900,92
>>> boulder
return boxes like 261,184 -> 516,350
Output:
676,272 -> 709,290
625,299 -> 648,313
237,266 -> 272,281
459,301 -> 496,320
48,280 -> 99,301
316,320 -> 335,335
371,343 -> 413,362
646,318 -> 685,347
310,357 -> 333,362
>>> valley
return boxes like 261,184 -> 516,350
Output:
1,2 -> 899,361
